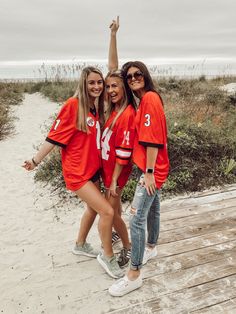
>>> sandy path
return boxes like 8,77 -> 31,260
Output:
0,93 -> 103,313
1,92 -> 235,314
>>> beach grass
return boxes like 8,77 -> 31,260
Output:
1,74 -> 235,201
0,82 -> 24,140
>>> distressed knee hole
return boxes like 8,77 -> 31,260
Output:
130,207 -> 137,215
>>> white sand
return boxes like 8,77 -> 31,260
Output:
0,93 -> 108,313
220,82 -> 236,93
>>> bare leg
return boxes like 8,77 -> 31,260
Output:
106,188 -> 130,249
75,181 -> 99,244
75,181 -> 114,257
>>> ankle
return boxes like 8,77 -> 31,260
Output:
123,244 -> 131,250
127,269 -> 140,280
147,245 -> 155,250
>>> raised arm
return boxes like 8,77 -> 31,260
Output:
108,16 -> 119,71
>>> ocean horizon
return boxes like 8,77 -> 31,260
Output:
1,58 -> 236,80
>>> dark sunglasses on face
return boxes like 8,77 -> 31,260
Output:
126,71 -> 144,82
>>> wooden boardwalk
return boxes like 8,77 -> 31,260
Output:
2,184 -> 236,313
84,184 -> 236,314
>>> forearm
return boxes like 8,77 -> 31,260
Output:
112,162 -> 123,182
146,147 -> 158,170
108,32 -> 118,71
144,147 -> 158,195
33,141 -> 55,164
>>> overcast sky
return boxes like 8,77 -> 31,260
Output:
0,0 -> 236,65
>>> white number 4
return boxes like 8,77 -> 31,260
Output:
144,114 -> 151,126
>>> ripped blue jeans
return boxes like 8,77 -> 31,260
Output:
129,174 -> 160,270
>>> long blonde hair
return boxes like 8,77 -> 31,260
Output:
74,66 -> 105,132
105,70 -> 131,130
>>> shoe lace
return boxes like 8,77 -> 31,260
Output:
110,256 -> 122,272
83,242 -> 92,251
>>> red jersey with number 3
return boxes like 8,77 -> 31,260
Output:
46,97 -> 101,191
133,91 -> 169,188
101,104 -> 135,188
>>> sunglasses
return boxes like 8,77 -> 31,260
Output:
126,71 -> 144,82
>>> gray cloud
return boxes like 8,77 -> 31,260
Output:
0,0 -> 236,63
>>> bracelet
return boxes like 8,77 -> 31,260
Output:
32,157 -> 39,167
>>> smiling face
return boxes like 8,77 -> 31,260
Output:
106,76 -> 124,105
87,72 -> 104,100
126,66 -> 145,94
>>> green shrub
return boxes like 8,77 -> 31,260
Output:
32,76 -> 236,202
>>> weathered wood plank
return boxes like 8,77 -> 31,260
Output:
161,188 -> 236,212
161,199 -> 236,221
159,215 -> 236,244
160,206 -> 236,232
158,228 -> 236,257
191,297 -> 236,313
109,275 -> 236,314
144,240 -> 236,277
68,254 -> 236,314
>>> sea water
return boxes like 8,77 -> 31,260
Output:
0,59 -> 236,81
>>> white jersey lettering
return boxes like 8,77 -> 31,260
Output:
54,119 -> 61,130
101,127 -> 113,160
122,130 -> 130,145
96,121 -> 101,150
144,114 -> 151,127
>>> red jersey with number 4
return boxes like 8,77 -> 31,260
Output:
46,97 -> 101,191
133,91 -> 169,188
101,104 -> 135,188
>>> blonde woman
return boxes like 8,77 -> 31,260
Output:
22,67 -> 124,279
101,69 -> 135,268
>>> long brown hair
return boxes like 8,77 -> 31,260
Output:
74,66 -> 105,132
105,70 -> 133,130
121,61 -> 163,107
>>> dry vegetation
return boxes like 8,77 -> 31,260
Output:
1,71 -> 235,201
0,82 -> 24,140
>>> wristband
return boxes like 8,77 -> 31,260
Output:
145,168 -> 154,174
32,157 -> 39,167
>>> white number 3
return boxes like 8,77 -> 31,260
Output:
144,114 -> 151,126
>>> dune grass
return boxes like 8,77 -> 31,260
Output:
0,82 -> 24,140
1,74 -> 235,201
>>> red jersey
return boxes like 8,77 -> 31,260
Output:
133,91 -> 169,189
101,104 -> 136,188
46,97 -> 101,191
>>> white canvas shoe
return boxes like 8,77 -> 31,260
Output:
142,246 -> 157,265
109,275 -> 142,297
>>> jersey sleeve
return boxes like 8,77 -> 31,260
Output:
46,98 -> 77,147
115,108 -> 135,165
138,93 -> 166,148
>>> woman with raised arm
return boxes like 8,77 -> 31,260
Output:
108,25 -> 169,296
22,66 -> 124,279
100,17 -> 135,268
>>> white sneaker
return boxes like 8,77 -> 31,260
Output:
142,246 -> 157,265
109,275 -> 143,297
